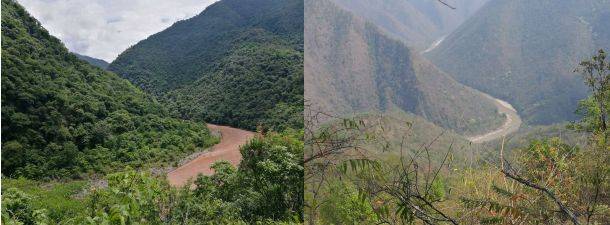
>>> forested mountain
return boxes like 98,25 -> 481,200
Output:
427,0 -> 610,125
1,0 -> 216,179
330,0 -> 488,50
73,53 -> 109,69
305,0 -> 502,135
109,0 -> 303,131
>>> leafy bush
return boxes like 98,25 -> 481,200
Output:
319,181 -> 378,224
1,188 -> 49,225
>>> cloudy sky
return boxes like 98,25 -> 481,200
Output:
18,0 -> 218,62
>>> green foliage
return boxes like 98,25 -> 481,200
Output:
571,49 -> 610,135
77,169 -> 243,224
429,178 -> 447,202
1,0 -> 217,179
572,96 -> 606,133
79,171 -> 245,224
110,0 -> 304,131
233,130 -> 304,221
2,131 -> 304,224
2,178 -> 88,223
193,131 -> 304,222
319,181 -> 378,225
338,159 -> 381,174
1,188 -> 49,225
165,42 -> 303,131
460,193 -> 523,223
518,138 -> 578,179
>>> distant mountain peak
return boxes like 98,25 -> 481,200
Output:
73,52 -> 109,69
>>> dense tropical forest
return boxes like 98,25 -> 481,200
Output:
1,0 -> 217,179
109,0 -> 304,131
1,0 -> 304,224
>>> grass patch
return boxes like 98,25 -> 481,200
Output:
2,178 -> 89,222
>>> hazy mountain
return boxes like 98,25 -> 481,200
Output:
1,0 -> 215,178
305,0 -> 502,135
73,53 -> 109,69
330,0 -> 488,50
109,0 -> 303,131
427,0 -> 610,125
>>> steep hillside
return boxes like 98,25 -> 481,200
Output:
109,0 -> 303,131
427,0 -> 610,125
1,0 -> 216,179
73,53 -> 109,69
305,0 -> 502,136
331,0 -> 488,50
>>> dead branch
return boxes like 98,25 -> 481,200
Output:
437,0 -> 456,10
501,159 -> 580,225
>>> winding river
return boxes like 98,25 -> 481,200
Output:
167,124 -> 255,187
467,93 -> 522,143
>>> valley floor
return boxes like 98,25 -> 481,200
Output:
167,124 -> 255,187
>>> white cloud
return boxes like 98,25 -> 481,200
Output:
17,0 -> 218,61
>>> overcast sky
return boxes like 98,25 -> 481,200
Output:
18,0 -> 218,62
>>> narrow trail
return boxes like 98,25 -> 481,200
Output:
167,124 -> 255,187
467,93 -> 522,143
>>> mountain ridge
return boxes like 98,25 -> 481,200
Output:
73,52 -> 109,69
329,0 -> 489,50
109,0 -> 304,131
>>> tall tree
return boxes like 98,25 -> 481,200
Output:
575,49 -> 610,133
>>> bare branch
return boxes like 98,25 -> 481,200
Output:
501,159 -> 580,225
437,0 -> 456,10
